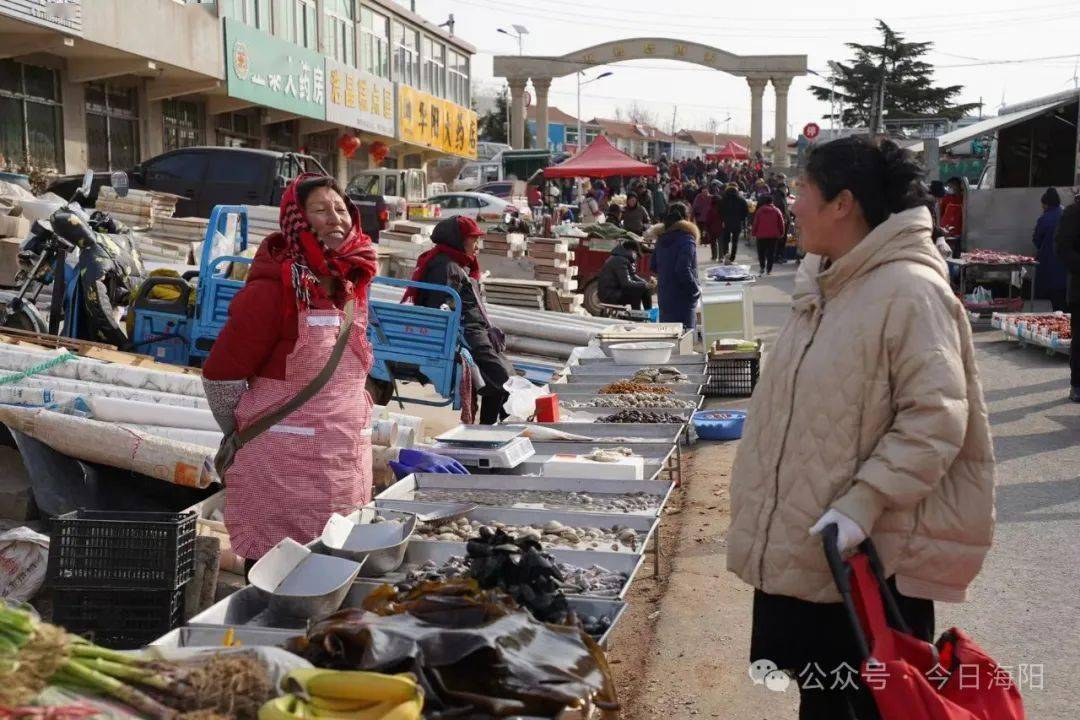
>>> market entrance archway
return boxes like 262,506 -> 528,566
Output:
493,38 -> 807,167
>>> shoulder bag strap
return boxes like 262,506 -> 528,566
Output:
236,298 -> 356,446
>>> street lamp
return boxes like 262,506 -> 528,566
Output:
497,25 -> 529,55
577,71 -> 613,152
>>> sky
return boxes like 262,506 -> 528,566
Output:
413,0 -> 1080,140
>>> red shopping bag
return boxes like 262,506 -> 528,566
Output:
822,526 -> 1026,720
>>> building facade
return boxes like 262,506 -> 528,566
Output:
0,0 -> 477,184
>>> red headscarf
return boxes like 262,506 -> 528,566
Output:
402,216 -> 482,303
268,172 -> 378,309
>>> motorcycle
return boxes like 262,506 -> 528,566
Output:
3,170 -> 145,347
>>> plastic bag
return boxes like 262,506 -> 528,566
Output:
502,376 -> 550,422
0,526 -> 49,602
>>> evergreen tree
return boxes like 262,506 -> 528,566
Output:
478,90 -> 534,146
810,20 -> 979,133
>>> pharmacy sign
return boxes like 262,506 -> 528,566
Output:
224,18 -> 326,120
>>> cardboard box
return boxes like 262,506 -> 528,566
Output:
0,215 -> 30,240
0,238 -> 21,287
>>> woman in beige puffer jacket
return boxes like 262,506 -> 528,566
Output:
727,137 -> 995,720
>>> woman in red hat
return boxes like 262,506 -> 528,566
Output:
404,216 -> 514,424
202,173 -> 379,563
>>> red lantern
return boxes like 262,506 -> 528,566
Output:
369,140 -> 389,165
337,134 -> 361,159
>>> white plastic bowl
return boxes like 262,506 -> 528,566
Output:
608,341 -> 675,365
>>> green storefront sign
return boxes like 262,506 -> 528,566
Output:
224,18 -> 326,120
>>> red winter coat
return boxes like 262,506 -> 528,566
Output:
751,204 -> 786,240
201,239 -> 368,382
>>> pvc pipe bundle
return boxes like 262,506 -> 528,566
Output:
368,284 -> 618,360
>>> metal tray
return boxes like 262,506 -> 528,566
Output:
569,363 -> 705,377
526,440 -> 677,480
558,395 -> 704,412
375,473 -> 675,516
576,354 -> 706,367
553,389 -> 702,401
556,406 -> 694,423
504,423 -> 683,443
151,625 -> 299,647
550,382 -> 704,396
563,371 -> 709,384
396,538 -> 644,599
319,508 -> 416,577
184,583 -> 627,647
370,505 -> 657,556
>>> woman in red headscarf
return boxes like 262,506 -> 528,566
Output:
202,174 -> 379,562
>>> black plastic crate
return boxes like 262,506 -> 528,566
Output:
706,354 -> 760,398
47,510 -> 196,591
51,586 -> 185,649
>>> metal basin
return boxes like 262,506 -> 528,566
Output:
248,538 -> 362,621
318,507 -> 416,577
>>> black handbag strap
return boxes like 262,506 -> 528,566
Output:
235,298 -> 355,447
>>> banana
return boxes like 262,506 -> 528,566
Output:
307,701 -> 397,720
298,670 -> 419,705
308,696 -> 380,713
378,695 -> 423,720
294,698 -> 313,720
258,694 -> 301,720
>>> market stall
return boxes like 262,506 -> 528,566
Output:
4,305 -> 716,719
948,249 -> 1039,317
991,311 -> 1072,357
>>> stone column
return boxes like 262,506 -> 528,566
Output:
772,76 -> 792,169
747,76 -> 767,157
532,77 -> 551,151
508,77 -> 527,149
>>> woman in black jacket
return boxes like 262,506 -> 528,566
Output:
405,216 -> 515,423
597,239 -> 653,310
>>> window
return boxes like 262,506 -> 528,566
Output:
85,82 -> 138,171
325,0 -> 355,66
162,99 -> 204,152
144,152 -> 208,186
0,59 -> 62,171
391,21 -> 418,87
238,0 -> 272,31
216,108 -> 260,148
266,121 -> 297,152
421,37 -> 445,97
207,153 -> 264,185
359,6 -> 390,79
447,50 -> 468,105
281,0 -> 317,49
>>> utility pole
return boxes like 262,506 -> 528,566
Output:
670,105 -> 677,161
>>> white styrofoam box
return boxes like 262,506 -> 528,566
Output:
542,454 -> 644,481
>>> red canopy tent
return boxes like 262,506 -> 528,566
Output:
543,135 -> 658,179
708,140 -> 749,161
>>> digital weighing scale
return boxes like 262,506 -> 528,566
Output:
431,427 -> 536,470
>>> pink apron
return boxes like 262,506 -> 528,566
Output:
224,302 -> 374,560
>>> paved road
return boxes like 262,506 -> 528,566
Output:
719,248 -> 1079,717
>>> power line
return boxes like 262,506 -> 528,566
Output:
453,0 -> 1080,40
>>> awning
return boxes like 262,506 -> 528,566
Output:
909,99 -> 1075,153
543,135 -> 658,179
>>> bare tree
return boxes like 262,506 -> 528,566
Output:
615,101 -> 657,127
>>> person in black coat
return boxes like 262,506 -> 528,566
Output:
771,177 -> 791,264
718,183 -> 749,264
597,239 -> 653,310
409,216 -> 515,422
649,202 -> 701,329
1053,191 -> 1080,402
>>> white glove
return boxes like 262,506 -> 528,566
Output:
809,508 -> 867,552
935,237 -> 953,258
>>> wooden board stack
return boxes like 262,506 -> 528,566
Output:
243,205 -> 279,247
96,187 -> 181,229
526,237 -> 579,311
480,231 -> 525,258
136,216 -> 209,264
481,278 -> 551,310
